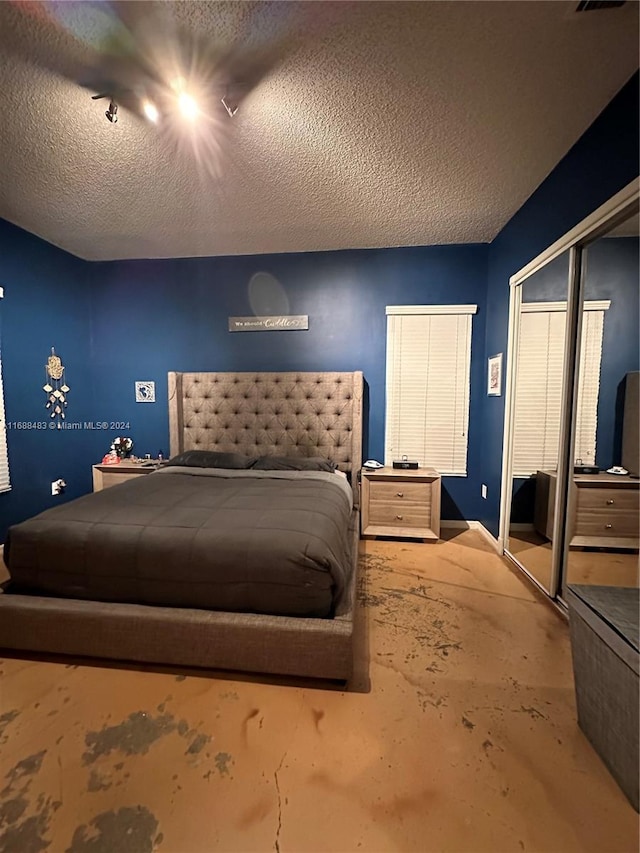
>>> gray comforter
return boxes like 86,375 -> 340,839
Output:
5,467 -> 354,618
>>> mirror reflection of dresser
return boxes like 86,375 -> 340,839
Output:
534,470 -> 639,550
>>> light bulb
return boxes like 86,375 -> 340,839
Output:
143,100 -> 159,123
178,92 -> 199,120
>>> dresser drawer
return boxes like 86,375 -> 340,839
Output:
92,465 -> 156,492
368,501 -> 430,529
98,471 -> 147,489
577,488 -> 639,513
574,507 -> 639,539
368,480 -> 431,505
574,487 -> 639,539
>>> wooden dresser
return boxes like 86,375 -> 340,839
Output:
535,470 -> 639,549
361,467 -> 441,541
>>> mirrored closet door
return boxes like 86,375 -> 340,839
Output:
506,251 -> 571,594
500,180 -> 639,602
563,210 -> 640,594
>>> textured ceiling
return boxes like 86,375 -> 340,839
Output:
0,1 -> 638,261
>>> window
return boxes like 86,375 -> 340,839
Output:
0,289 -> 8,493
512,300 -> 608,477
385,305 -> 477,476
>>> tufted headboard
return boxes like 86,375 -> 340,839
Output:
168,371 -> 363,493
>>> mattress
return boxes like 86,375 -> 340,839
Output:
4,467 -> 354,618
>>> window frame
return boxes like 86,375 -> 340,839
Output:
384,304 -> 477,477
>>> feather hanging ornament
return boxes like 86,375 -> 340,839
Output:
44,347 -> 69,428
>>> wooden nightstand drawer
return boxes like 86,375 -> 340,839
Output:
92,463 -> 158,492
368,480 -> 431,505
573,482 -> 639,544
368,501 -> 430,528
574,508 -> 639,539
361,467 -> 441,542
577,488 -> 639,513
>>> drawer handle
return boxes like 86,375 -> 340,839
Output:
606,499 -> 615,505
396,515 -> 403,520
605,523 -> 612,529
397,492 -> 404,498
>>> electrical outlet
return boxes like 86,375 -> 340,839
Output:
481,484 -> 488,499
51,479 -> 66,496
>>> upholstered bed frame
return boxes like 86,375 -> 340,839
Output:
0,371 -> 364,681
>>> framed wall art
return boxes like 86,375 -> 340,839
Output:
487,353 -> 503,396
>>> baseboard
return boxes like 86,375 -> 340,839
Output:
508,523 -> 535,532
440,520 -> 501,553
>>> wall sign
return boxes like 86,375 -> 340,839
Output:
228,315 -> 308,332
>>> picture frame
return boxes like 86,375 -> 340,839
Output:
135,381 -> 156,403
487,353 -> 503,396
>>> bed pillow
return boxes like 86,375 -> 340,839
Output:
251,455 -> 336,472
165,450 -> 254,469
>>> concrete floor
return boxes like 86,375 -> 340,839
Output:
0,529 -> 637,852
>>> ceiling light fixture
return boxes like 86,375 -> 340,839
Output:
105,99 -> 118,123
221,82 -> 243,118
221,95 -> 238,118
92,93 -> 118,124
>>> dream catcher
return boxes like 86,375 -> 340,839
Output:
44,347 -> 70,428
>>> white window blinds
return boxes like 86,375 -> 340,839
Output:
512,300 -> 608,477
385,305 -> 477,476
0,289 -> 9,493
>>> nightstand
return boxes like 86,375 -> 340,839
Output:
535,469 -> 639,549
92,461 -> 159,492
361,467 -> 441,541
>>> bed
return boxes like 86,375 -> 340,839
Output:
0,371 -> 363,680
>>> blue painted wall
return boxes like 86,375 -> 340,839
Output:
0,239 -> 488,538
90,245 -> 488,522
0,219 -> 99,539
481,71 -> 639,538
